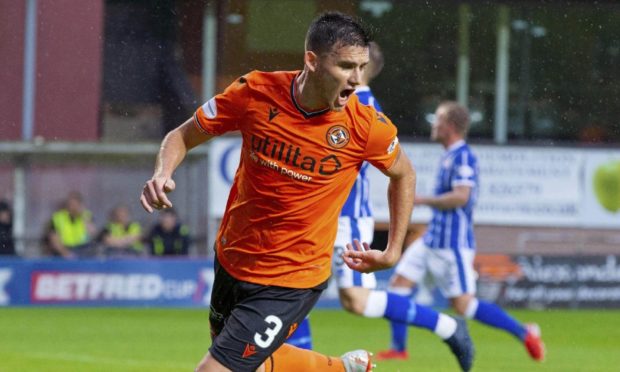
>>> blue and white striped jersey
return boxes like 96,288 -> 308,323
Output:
354,86 -> 383,113
423,140 -> 479,250
340,86 -> 382,218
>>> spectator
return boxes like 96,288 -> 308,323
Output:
44,191 -> 96,258
0,200 -> 15,256
146,208 -> 190,256
98,204 -> 144,257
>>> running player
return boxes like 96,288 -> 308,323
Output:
376,101 -> 546,363
141,12 -> 414,372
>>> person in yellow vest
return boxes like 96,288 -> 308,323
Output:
146,208 -> 190,256
98,204 -> 144,257
45,191 -> 97,258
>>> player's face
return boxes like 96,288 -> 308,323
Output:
315,44 -> 369,111
431,107 -> 451,143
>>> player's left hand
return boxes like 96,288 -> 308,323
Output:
342,239 -> 393,273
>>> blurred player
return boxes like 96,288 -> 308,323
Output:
376,101 -> 546,363
141,11 -> 415,372
288,42 -> 475,372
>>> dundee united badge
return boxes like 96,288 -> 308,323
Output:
326,125 -> 350,149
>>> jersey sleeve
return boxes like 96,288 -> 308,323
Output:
363,111 -> 400,171
451,150 -> 477,187
193,75 -> 250,135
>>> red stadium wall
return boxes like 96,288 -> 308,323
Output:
0,0 -> 103,141
0,1 -> 26,139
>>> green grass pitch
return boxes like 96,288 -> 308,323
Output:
0,308 -> 618,371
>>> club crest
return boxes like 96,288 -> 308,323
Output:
326,125 -> 350,149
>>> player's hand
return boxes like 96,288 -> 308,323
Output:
140,176 -> 176,213
342,239 -> 393,273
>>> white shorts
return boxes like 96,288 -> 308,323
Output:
333,216 -> 376,289
395,238 -> 476,298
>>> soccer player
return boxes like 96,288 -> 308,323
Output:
376,101 -> 546,363
287,43 -> 475,372
141,12 -> 415,372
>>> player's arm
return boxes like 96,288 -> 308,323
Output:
140,118 -> 213,213
416,185 -> 471,210
343,150 -> 416,272
380,150 -> 416,266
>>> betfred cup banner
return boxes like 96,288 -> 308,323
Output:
0,258 -> 214,307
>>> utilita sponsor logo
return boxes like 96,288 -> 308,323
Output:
250,134 -> 342,176
31,272 -> 197,302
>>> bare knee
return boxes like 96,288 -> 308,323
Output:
388,274 -> 415,290
450,294 -> 474,316
338,287 -> 370,315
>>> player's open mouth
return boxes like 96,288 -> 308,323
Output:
338,89 -> 355,105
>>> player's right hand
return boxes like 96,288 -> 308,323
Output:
140,177 -> 176,213
343,239 -> 393,273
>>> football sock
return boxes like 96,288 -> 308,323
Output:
265,343 -> 345,371
387,287 -> 412,351
364,291 -> 455,339
466,298 -> 526,340
285,317 -> 313,350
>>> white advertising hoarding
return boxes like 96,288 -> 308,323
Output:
207,137 -> 619,228
367,144 -> 584,226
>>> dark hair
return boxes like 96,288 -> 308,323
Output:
305,11 -> 372,55
439,101 -> 470,135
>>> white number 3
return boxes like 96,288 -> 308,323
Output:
254,315 -> 283,348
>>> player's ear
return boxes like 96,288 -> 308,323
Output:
304,51 -> 318,72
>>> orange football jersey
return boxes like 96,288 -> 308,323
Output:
194,71 -> 400,288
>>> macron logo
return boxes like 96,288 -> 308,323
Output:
268,107 -> 280,122
0,269 -> 12,305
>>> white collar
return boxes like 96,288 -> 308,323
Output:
354,86 -> 370,93
446,139 -> 466,152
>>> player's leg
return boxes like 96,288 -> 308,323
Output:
264,343 -> 374,372
376,237 -> 438,360
449,250 -> 545,361
196,338 -> 373,372
369,240 -> 474,371
335,222 -> 474,371
374,274 -> 414,361
362,287 -> 473,371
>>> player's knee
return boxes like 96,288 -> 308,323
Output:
451,295 -> 473,316
389,274 -> 415,289
338,288 -> 367,315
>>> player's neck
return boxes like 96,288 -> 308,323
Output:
295,71 -> 329,112
443,136 -> 465,150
